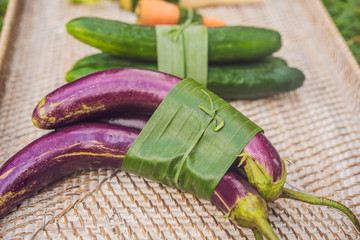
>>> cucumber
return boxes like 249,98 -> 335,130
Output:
72,53 -> 287,70
66,53 -> 287,82
208,66 -> 304,99
66,53 -> 304,99
66,17 -> 282,63
67,53 -> 157,81
71,52 -> 157,69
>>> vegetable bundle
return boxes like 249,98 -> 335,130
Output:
65,17 -> 305,99
1,69 -> 359,240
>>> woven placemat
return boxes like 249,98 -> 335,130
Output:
0,0 -> 359,239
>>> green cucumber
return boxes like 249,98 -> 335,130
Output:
66,53 -> 287,81
72,53 -> 287,70
66,53 -> 304,99
66,17 -> 282,63
208,65 -> 304,99
72,52 -> 157,69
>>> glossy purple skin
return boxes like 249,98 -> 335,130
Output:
100,114 -> 150,130
32,68 -> 180,129
0,123 -> 139,218
211,171 -> 259,212
240,132 -> 283,182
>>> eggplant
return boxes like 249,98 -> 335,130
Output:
32,68 -> 180,129
236,132 -> 286,201
31,68 -> 360,232
0,122 -> 278,239
0,123 -> 138,219
212,171 -> 278,240
235,133 -> 360,231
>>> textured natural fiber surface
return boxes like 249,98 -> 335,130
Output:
0,0 -> 359,239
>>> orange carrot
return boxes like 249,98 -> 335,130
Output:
202,15 -> 227,27
136,0 -> 226,27
136,0 -> 180,25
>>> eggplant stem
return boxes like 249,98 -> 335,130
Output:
281,188 -> 360,232
254,217 -> 279,240
252,228 -> 264,240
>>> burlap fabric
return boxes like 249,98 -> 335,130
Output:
0,0 -> 359,239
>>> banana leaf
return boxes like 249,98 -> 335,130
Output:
156,25 -> 208,86
123,78 -> 262,200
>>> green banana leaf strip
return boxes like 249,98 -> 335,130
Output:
156,25 -> 208,86
156,25 -> 185,78
123,78 -> 262,200
183,26 -> 208,87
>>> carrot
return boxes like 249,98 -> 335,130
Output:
202,15 -> 227,27
179,0 -> 261,8
136,0 -> 226,27
136,0 -> 179,25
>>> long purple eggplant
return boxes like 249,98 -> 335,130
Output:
32,68 -> 359,231
236,133 -> 286,201
0,123 -> 138,219
237,134 -> 360,231
0,122 -> 278,239
32,68 -> 180,129
212,171 -> 277,240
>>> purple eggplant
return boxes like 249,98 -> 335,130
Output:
235,132 -> 286,201
32,68 -> 180,129
235,133 -> 360,231
0,123 -> 139,219
212,171 -> 278,240
0,122 -> 278,239
31,68 -> 359,231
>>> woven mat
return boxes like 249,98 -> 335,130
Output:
0,0 -> 359,239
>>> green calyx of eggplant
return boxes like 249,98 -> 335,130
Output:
238,154 -> 360,231
238,155 -> 287,201
227,194 -> 279,240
